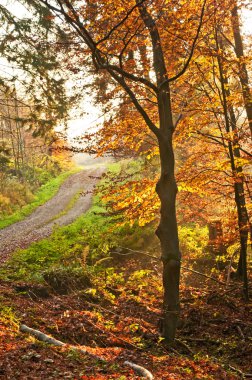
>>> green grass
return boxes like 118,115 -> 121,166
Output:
0,168 -> 81,230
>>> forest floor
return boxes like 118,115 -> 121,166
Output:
0,254 -> 251,379
0,163 -> 106,264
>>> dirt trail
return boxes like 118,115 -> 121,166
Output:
0,156 -> 108,264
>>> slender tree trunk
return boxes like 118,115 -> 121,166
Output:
6,97 -> 18,172
14,89 -> 25,174
229,108 -> 249,294
216,32 -> 250,300
231,5 -> 252,140
156,132 -> 181,342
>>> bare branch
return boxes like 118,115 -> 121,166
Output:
101,63 -> 158,92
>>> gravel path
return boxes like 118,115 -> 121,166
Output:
0,162 -> 106,265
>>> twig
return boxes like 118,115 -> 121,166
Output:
175,338 -> 194,355
180,266 -> 225,285
79,313 -> 143,351
116,247 -> 226,285
116,246 -> 159,260
228,364 -> 252,379
183,337 -> 220,345
236,325 -> 245,343
212,352 -> 252,379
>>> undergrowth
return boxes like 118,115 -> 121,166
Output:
0,305 -> 19,330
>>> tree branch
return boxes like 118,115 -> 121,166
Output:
48,0 -> 158,92
108,68 -> 160,137
160,0 -> 207,87
100,63 -> 158,93
96,0 -> 147,45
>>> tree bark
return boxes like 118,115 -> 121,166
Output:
155,85 -> 181,342
231,5 -> 252,140
228,100 -> 249,292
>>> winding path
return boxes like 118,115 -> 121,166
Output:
0,155 -> 108,264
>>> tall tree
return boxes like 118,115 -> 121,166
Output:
24,0 -> 207,342
215,30 -> 250,299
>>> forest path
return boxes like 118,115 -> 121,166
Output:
0,155 -> 110,265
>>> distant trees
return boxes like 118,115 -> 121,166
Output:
0,2 -> 70,137
0,83 -> 70,216
0,3 -> 73,214
0,86 -> 52,175
0,87 -> 26,176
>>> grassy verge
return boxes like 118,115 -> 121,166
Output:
0,168 -> 81,230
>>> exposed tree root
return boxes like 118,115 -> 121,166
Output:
20,324 -> 154,379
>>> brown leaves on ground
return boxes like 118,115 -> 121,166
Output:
0,259 -> 251,379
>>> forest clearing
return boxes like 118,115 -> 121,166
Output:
0,0 -> 251,379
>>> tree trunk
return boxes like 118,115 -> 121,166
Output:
231,5 -> 252,140
224,70 -> 250,299
235,180 -> 249,286
156,147 -> 181,342
155,101 -> 181,343
136,1 -> 181,342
